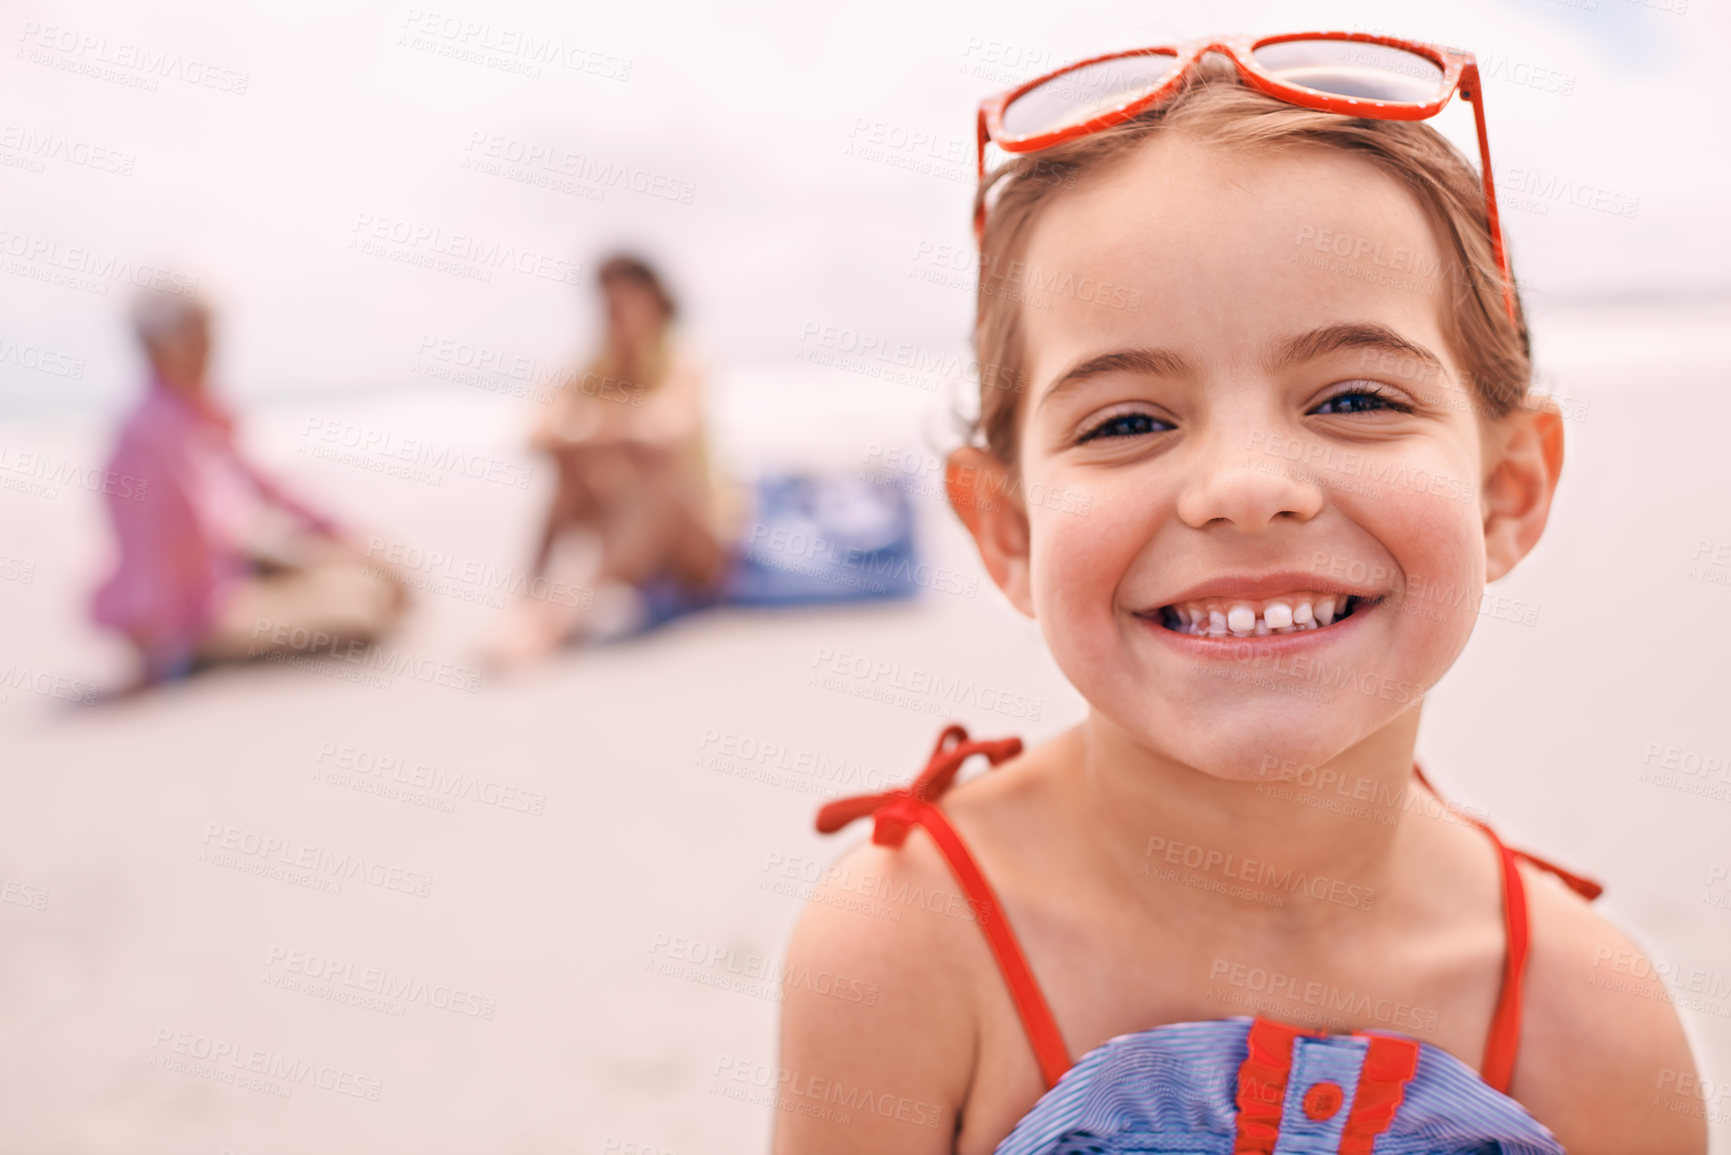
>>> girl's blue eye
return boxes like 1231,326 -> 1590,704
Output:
1078,412 -> 1173,443
1311,386 -> 1411,416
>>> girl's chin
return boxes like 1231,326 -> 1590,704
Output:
1165,736 -> 1360,783
1096,698 -> 1380,780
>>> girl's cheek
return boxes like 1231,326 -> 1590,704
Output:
1027,486 -> 1142,622
1029,510 -> 1093,612
1381,500 -> 1484,663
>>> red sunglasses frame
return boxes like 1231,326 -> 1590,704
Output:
974,32 -> 1516,322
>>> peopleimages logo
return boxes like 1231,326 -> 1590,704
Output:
396,10 -> 632,81
314,740 -> 547,815
247,621 -> 485,694
913,241 -> 1141,313
808,647 -> 1043,721
0,876 -> 50,910
0,229 -> 200,297
1206,958 -> 1442,1035
347,212 -> 582,285
265,945 -> 497,1018
15,22 -> 251,94
1497,167 -> 1639,219
1144,835 -> 1376,910
697,728 -> 891,798
363,537 -> 591,611
149,1028 -> 382,1100
199,822 -> 435,897
0,335 -> 86,378
0,444 -> 148,501
0,124 -> 135,175
462,132 -> 695,203
299,417 -> 534,489
647,932 -> 880,1007
710,1055 -> 945,1130
794,321 -> 1008,395
0,662 -> 100,705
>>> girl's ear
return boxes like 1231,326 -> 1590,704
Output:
1483,402 -> 1565,583
946,447 -> 1035,618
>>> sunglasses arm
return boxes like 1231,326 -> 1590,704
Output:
976,107 -> 990,181
973,108 -> 991,244
1460,65 -> 1519,324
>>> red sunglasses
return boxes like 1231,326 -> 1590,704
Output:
974,32 -> 1517,322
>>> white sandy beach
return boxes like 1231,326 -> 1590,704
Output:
2,301 -> 1730,1152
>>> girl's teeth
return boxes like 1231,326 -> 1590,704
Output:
1158,592 -> 1365,636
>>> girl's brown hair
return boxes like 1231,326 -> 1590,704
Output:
967,57 -> 1531,471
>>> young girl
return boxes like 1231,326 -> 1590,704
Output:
776,36 -> 1702,1154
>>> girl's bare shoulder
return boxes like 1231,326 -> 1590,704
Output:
774,733 -> 1065,1151
1510,862 -> 1705,1154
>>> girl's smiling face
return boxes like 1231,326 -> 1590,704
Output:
954,131 -> 1560,780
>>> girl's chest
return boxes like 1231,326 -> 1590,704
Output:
954,902 -> 1506,1153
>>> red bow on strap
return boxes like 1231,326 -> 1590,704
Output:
815,724 -> 1023,845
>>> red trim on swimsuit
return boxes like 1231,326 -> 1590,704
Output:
1336,1034 -> 1421,1152
1229,1023 -> 1419,1152
1232,1017 -> 1313,1153
814,726 -> 1603,1103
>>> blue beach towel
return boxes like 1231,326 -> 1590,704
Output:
635,471 -> 920,629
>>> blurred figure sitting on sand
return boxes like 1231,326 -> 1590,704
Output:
91,288 -> 408,689
488,253 -> 744,666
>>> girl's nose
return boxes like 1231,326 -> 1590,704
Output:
1173,428 -> 1326,532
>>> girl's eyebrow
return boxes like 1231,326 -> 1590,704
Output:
1271,322 -> 1445,376
1037,347 -> 1193,412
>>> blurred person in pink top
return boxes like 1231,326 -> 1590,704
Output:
91,288 -> 408,686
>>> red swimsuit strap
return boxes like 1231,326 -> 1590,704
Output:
815,724 -> 1075,1088
1411,763 -> 1602,1094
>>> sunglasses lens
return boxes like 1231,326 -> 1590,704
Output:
1251,38 -> 1446,104
1001,52 -> 1181,139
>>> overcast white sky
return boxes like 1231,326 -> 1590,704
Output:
2,0 -> 1725,418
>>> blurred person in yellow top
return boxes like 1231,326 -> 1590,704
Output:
488,254 -> 744,665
